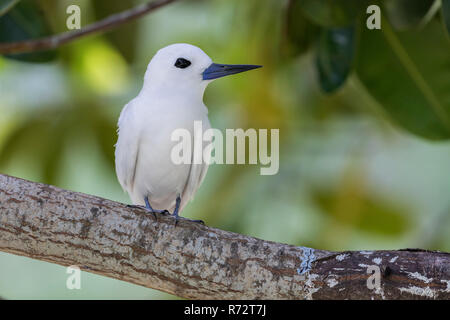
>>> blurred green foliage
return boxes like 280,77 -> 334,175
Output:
0,0 -> 450,299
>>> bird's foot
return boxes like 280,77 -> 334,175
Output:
149,208 -> 170,214
127,204 -> 168,214
142,196 -> 171,219
158,195 -> 205,226
173,212 -> 204,226
127,204 -> 169,220
147,208 -> 170,220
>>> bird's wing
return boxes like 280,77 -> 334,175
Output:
180,162 -> 209,212
196,117 -> 211,190
115,100 -> 140,194
180,118 -> 210,211
197,160 -> 209,190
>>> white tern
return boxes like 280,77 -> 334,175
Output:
115,43 -> 261,223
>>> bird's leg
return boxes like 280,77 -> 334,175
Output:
172,195 -> 204,226
126,198 -> 168,220
144,196 -> 169,215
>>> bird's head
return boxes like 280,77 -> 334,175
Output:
143,43 -> 261,97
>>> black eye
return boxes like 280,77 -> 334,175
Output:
175,58 -> 191,69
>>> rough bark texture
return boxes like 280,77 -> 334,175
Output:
0,174 -> 449,299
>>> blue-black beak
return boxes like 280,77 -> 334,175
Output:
203,63 -> 262,80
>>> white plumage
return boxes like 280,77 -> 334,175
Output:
115,43 -> 260,218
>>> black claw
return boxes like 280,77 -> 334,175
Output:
148,209 -> 170,220
128,203 -> 170,222
172,215 -> 205,226
127,204 -> 144,209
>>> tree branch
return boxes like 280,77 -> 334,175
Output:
0,173 -> 449,299
0,0 -> 178,55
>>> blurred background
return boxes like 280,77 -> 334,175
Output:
0,0 -> 449,299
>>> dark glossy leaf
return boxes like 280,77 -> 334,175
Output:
384,0 -> 439,30
0,0 -> 20,17
283,0 -> 320,57
443,0 -> 450,37
299,0 -> 370,27
316,26 -> 355,93
356,19 -> 450,140
0,0 -> 56,62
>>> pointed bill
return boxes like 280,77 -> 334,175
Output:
203,63 -> 262,80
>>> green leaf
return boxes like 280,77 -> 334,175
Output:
384,0 -> 440,30
355,18 -> 450,140
282,0 -> 320,57
0,0 -> 20,17
316,26 -> 355,93
443,0 -> 450,38
299,0 -> 369,27
0,0 -> 56,62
